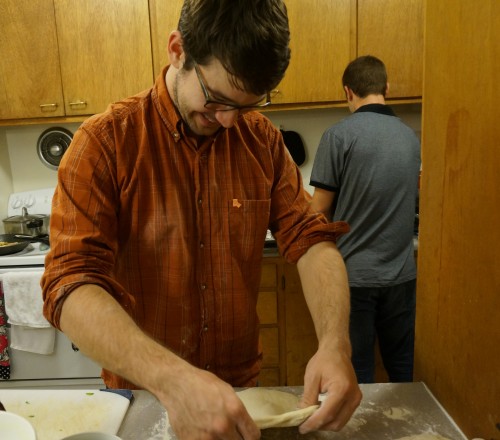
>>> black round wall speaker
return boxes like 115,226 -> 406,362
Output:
37,127 -> 73,170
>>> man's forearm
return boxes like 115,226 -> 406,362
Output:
296,241 -> 351,353
59,284 -> 188,393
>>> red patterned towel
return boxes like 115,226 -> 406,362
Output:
0,282 -> 10,380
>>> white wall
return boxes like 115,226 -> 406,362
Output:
5,123 -> 82,193
0,104 -> 421,229
0,129 -> 14,231
0,123 -> 80,232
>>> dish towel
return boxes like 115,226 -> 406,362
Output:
1,271 -> 56,355
0,282 -> 10,379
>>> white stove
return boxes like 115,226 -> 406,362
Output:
0,187 -> 104,389
0,188 -> 54,268
0,242 -> 49,268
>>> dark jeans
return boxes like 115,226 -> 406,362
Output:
349,279 -> 416,383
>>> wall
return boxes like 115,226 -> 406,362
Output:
415,1 -> 499,438
0,129 -> 13,225
0,106 -> 421,229
0,123 -> 80,232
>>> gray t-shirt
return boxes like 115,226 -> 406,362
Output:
310,104 -> 421,287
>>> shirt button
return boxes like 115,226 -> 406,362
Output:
200,242 -> 205,249
200,283 -> 207,290
198,198 -> 202,205
173,132 -> 180,139
203,325 -> 209,332
205,364 -> 210,370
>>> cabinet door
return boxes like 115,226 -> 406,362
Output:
54,0 -> 154,116
358,0 -> 423,98
257,261 -> 282,386
149,0 -> 184,78
273,0 -> 354,104
0,1 -> 65,119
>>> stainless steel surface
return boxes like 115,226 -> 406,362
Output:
117,383 -> 468,440
3,207 -> 49,236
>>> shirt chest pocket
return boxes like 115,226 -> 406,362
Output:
228,198 -> 271,262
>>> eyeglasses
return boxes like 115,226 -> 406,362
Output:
193,63 -> 271,112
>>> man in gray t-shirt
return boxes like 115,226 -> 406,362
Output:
310,55 -> 421,383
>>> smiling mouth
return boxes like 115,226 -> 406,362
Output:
201,112 -> 217,124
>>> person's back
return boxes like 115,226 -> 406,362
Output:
310,55 -> 421,383
323,109 -> 420,286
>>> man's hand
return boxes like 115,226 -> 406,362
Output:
295,241 -> 362,433
158,366 -> 261,440
298,346 -> 362,434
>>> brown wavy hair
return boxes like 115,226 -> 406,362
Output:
178,0 -> 291,95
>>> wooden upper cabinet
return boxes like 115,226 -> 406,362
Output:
0,1 -> 65,119
149,0 -> 184,78
148,0 -> 354,105
357,0 -> 423,98
274,0 -> 354,104
1,0 -> 423,123
54,0 -> 154,116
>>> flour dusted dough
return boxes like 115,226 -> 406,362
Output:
236,388 -> 319,429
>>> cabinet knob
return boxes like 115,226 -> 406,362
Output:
39,103 -> 58,111
69,100 -> 87,108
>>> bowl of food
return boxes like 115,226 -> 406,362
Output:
0,411 -> 37,440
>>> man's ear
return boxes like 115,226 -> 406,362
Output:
344,85 -> 353,101
385,82 -> 390,97
167,30 -> 185,68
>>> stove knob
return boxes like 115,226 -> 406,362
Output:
25,195 -> 35,208
11,198 -> 22,209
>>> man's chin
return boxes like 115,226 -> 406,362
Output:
191,113 -> 220,136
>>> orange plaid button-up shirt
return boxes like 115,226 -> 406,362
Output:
41,66 -> 348,388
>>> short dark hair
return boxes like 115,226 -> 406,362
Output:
342,55 -> 388,98
178,0 -> 291,95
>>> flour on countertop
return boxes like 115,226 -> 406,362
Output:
143,412 -> 169,440
334,405 -> 373,434
162,412 -> 178,440
383,407 -> 412,420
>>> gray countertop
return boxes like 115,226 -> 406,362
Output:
117,382 -> 467,440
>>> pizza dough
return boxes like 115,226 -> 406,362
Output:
236,388 -> 319,429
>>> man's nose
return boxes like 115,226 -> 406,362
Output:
215,109 -> 239,128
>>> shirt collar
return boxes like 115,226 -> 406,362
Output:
354,103 -> 396,117
151,65 -> 184,142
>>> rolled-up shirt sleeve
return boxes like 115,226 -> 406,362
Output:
41,121 -> 134,330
